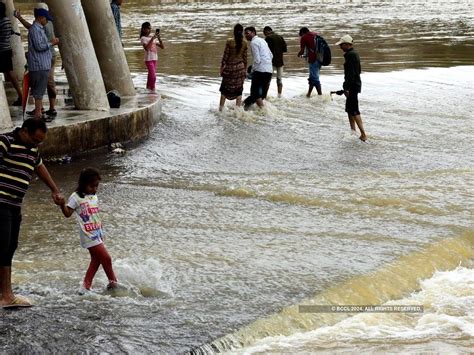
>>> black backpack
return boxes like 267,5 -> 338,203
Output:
314,35 -> 332,66
107,90 -> 121,109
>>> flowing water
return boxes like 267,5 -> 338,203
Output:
1,0 -> 473,353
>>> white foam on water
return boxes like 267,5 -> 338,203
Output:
112,257 -> 173,297
236,266 -> 474,353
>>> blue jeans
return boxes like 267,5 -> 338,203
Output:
308,61 -> 321,87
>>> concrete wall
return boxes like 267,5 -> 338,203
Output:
39,97 -> 161,157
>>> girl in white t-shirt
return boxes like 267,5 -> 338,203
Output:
140,21 -> 164,91
60,168 -> 118,293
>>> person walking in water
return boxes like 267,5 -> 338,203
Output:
60,168 -> 118,293
0,119 -> 64,308
219,23 -> 248,111
263,26 -> 287,97
140,22 -> 164,92
336,34 -> 367,142
298,27 -> 322,97
243,26 -> 273,110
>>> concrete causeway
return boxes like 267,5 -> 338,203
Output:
3,91 -> 162,158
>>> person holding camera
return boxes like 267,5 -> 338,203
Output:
139,22 -> 164,92
336,34 -> 366,142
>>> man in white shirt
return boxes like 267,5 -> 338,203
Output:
243,26 -> 273,110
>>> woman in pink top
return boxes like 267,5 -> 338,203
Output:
140,22 -> 164,91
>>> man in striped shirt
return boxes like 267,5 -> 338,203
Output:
27,8 -> 59,120
0,119 -> 63,307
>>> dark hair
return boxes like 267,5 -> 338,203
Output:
140,21 -> 151,38
299,27 -> 310,36
263,26 -> 272,33
0,3 -> 6,19
76,168 -> 101,197
21,118 -> 47,135
233,23 -> 243,52
244,26 -> 256,35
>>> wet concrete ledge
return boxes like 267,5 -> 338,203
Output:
4,93 -> 162,158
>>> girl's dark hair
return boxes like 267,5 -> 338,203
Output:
140,21 -> 151,38
0,3 -> 6,18
76,168 -> 101,197
234,23 -> 243,52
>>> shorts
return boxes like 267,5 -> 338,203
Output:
47,56 -> 57,99
29,70 -> 49,99
0,50 -> 14,73
0,206 -> 22,267
345,91 -> 360,116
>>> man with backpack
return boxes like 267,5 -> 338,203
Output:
298,27 -> 323,97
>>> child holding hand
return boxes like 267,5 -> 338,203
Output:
61,168 -> 118,293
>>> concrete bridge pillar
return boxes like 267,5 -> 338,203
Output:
81,0 -> 135,96
45,0 -> 108,110
0,80 -> 13,129
3,0 -> 26,79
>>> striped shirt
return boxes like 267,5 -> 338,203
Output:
0,17 -> 13,52
0,128 -> 43,208
27,22 -> 52,71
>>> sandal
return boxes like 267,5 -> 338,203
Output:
45,109 -> 57,116
26,108 -> 45,116
2,295 -> 33,309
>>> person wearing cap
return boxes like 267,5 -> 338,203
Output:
336,34 -> 367,142
15,4 -> 59,118
298,27 -> 323,97
27,7 -> 59,120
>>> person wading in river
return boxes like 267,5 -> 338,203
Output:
336,34 -> 367,142
0,119 -> 64,308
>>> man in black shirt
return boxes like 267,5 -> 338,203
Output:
336,35 -> 367,142
263,26 -> 287,97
